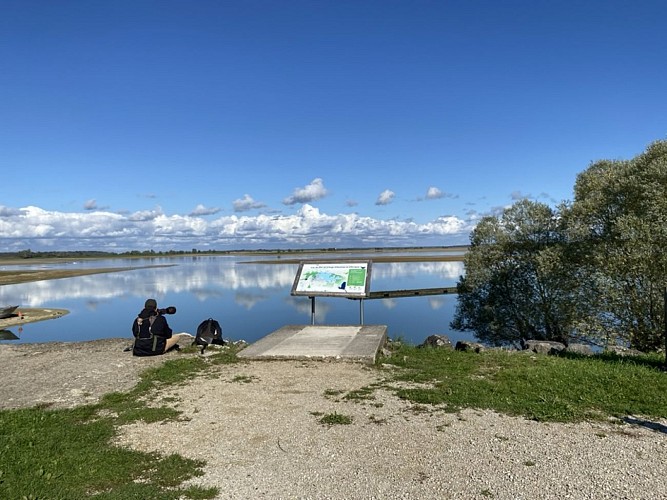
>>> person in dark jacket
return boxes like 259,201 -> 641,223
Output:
132,298 -> 186,356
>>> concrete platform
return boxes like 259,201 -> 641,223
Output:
237,324 -> 388,364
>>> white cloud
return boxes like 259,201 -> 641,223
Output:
376,189 -> 395,206
0,203 -> 473,251
420,215 -> 467,235
233,194 -> 266,212
419,187 -> 457,201
283,178 -> 328,205
190,204 -> 221,216
128,207 -> 163,222
426,187 -> 443,199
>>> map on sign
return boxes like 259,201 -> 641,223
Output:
291,261 -> 372,298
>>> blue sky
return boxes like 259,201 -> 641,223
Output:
1,0 -> 666,251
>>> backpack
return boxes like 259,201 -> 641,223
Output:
193,318 -> 226,354
131,314 -> 160,354
133,315 -> 157,339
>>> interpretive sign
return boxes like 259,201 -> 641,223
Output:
291,261 -> 372,298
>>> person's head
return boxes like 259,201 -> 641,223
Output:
144,298 -> 158,310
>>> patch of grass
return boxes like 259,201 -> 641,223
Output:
323,388 -> 345,399
384,345 -> 667,422
343,386 -> 376,402
0,405 -> 209,499
318,412 -> 353,426
0,348 -> 242,499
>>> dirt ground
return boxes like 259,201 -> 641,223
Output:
0,338 -> 172,409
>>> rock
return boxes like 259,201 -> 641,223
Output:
522,340 -> 566,355
419,334 -> 453,349
455,341 -> 486,353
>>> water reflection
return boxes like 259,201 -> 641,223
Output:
0,256 -> 473,346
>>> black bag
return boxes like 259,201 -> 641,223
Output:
193,318 -> 226,354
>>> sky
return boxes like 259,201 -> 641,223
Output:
1,0 -> 666,252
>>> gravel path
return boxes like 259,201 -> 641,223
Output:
2,339 -> 666,499
116,360 -> 667,499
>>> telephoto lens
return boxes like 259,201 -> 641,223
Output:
158,306 -> 177,315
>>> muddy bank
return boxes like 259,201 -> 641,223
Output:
0,307 -> 69,330
0,264 -> 175,286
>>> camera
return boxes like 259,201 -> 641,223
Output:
157,306 -> 177,315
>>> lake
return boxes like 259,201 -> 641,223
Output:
0,252 -> 477,346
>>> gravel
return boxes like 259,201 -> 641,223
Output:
2,339 -> 666,499
116,360 -> 667,500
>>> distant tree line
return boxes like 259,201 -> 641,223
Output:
1,245 -> 466,260
452,140 -> 667,352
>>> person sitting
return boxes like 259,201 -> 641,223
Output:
131,298 -> 187,356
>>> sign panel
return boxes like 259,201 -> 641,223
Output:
291,261 -> 372,298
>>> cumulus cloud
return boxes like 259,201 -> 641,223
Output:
190,204 -> 221,216
127,207 -> 164,222
84,199 -> 98,210
418,187 -> 458,201
233,194 -> 266,212
426,187 -> 444,199
0,203 -> 473,252
0,205 -> 21,217
283,178 -> 328,205
375,189 -> 395,206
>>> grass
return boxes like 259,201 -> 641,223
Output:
382,344 -> 667,422
317,412 -> 354,426
0,345 -> 243,499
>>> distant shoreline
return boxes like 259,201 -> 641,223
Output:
0,247 -> 467,285
0,245 -> 469,264
246,253 -> 466,264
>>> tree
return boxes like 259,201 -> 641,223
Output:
453,140 -> 667,352
568,140 -> 667,350
451,200 -> 575,347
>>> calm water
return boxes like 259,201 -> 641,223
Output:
0,253 -> 476,346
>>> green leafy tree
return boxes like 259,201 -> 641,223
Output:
568,139 -> 667,350
451,200 -> 575,346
